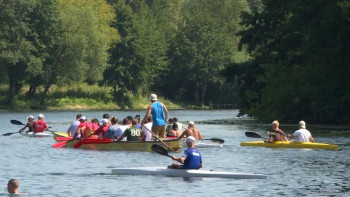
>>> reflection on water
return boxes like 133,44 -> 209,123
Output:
0,110 -> 349,196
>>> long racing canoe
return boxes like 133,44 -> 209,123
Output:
111,167 -> 267,179
240,140 -> 338,150
53,136 -> 183,152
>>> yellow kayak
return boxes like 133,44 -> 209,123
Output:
240,141 -> 338,150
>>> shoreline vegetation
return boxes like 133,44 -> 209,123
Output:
0,83 -> 208,111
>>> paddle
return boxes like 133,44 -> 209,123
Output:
245,132 -> 267,139
52,139 -> 76,148
11,120 -> 25,125
204,138 -> 225,144
151,144 -> 183,164
2,132 -> 19,136
143,125 -> 178,152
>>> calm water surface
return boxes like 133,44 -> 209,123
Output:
0,110 -> 349,196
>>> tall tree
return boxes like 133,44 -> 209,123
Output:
0,0 -> 43,103
38,0 -> 119,104
167,0 -> 248,105
237,0 -> 350,123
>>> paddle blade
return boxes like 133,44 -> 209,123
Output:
3,132 -> 17,136
73,140 -> 84,148
207,138 -> 225,144
52,141 -> 68,148
11,120 -> 25,125
151,144 -> 169,157
245,132 -> 264,138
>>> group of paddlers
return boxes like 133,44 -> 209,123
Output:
18,114 -> 49,133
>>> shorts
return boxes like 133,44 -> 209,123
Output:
152,125 -> 166,138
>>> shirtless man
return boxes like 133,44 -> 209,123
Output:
177,121 -> 204,143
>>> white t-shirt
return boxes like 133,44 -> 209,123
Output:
116,125 -> 130,141
141,122 -> 153,141
67,120 -> 80,137
293,128 -> 312,142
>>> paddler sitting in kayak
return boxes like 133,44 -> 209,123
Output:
288,120 -> 314,142
18,115 -> 35,133
33,114 -> 49,133
169,136 -> 202,169
177,121 -> 204,143
264,120 -> 288,143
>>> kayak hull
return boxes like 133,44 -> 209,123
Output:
196,142 -> 223,148
240,141 -> 338,150
20,131 -> 51,137
53,136 -> 183,152
111,167 -> 266,179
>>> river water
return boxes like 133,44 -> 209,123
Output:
0,110 -> 349,197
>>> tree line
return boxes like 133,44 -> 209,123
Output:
1,0 -> 348,124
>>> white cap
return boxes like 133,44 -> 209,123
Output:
186,136 -> 195,143
299,120 -> 306,129
149,94 -> 158,101
101,119 -> 109,125
79,116 -> 87,121
27,115 -> 34,119
188,121 -> 195,125
38,114 -> 45,118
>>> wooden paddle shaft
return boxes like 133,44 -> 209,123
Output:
143,125 -> 177,152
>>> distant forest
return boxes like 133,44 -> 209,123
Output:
0,0 -> 349,124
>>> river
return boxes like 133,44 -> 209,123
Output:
0,110 -> 349,196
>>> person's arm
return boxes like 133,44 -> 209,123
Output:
171,156 -> 185,163
288,134 -> 295,139
197,130 -> 204,141
162,103 -> 168,123
177,130 -> 186,139
18,125 -> 27,133
116,130 -> 127,142
139,131 -> 145,142
309,136 -> 314,142
142,105 -> 152,123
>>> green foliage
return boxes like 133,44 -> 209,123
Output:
236,0 -> 350,124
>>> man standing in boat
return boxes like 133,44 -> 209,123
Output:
177,121 -> 204,143
33,114 -> 49,133
288,120 -> 314,142
169,136 -> 202,169
142,94 -> 168,138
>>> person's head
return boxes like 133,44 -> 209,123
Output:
103,114 -> 110,119
126,116 -> 133,125
149,94 -> 158,102
188,121 -> 195,128
134,116 -> 140,123
132,119 -> 138,126
27,115 -> 34,122
38,114 -> 45,120
7,179 -> 19,194
79,116 -> 87,123
101,119 -> 109,125
185,136 -> 196,148
299,120 -> 306,129
271,120 -> 279,129
76,114 -> 82,120
145,116 -> 152,123
168,118 -> 173,124
91,118 -> 99,124
122,118 -> 128,125
173,117 -> 178,122
172,123 -> 178,130
111,116 -> 118,124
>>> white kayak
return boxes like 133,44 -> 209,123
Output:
20,131 -> 51,137
111,167 -> 267,179
196,142 -> 223,148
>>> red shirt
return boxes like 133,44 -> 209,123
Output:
34,120 -> 47,132
94,124 -> 110,138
